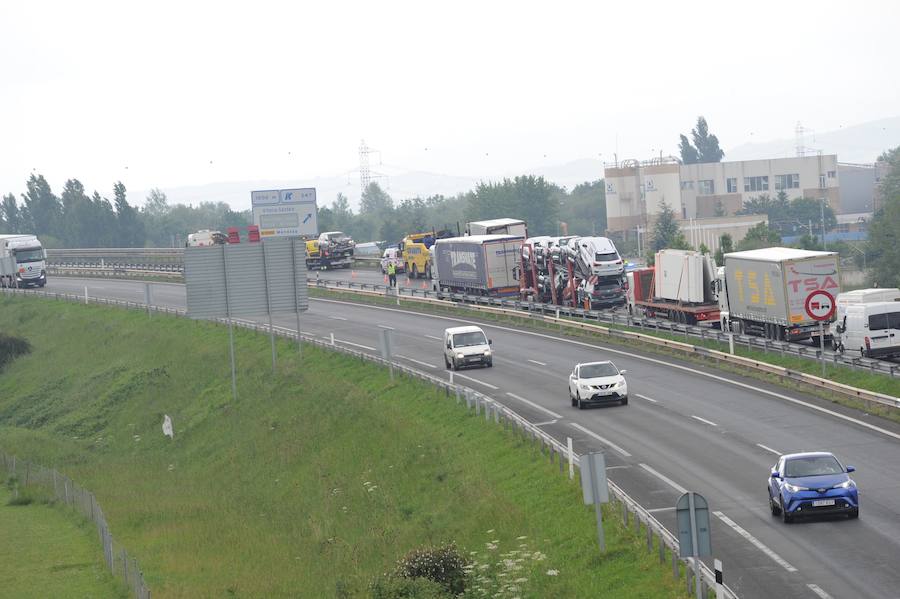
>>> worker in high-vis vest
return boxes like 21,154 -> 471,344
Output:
387,261 -> 397,288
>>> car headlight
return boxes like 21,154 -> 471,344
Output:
580,383 -> 591,391
616,379 -> 626,388
784,483 -> 808,493
833,480 -> 855,489
483,350 -> 491,356
456,353 -> 464,359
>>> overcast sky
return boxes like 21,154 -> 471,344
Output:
2,0 -> 898,206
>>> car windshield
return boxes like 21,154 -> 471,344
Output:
595,252 -> 618,262
453,332 -> 487,347
580,363 -> 618,378
784,455 -> 843,477
14,248 -> 44,262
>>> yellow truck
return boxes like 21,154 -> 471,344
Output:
399,230 -> 452,279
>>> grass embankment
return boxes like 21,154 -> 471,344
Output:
0,484 -> 127,598
0,296 -> 687,598
311,287 -> 900,422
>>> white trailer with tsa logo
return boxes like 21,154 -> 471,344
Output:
719,247 -> 841,341
432,235 -> 523,296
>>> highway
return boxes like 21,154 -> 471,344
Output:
40,277 -> 900,599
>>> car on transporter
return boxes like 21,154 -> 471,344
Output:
568,361 -> 628,409
768,451 -> 859,523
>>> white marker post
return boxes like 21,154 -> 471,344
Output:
714,559 -> 724,599
84,286 -> 89,305
567,436 -> 575,480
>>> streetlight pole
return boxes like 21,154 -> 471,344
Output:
820,198 -> 827,251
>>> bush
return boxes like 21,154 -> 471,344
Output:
393,542 -> 468,595
0,333 -> 31,370
370,575 -> 451,599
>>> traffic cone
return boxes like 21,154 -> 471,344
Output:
421,281 -> 428,289
351,270 -> 357,278
384,274 -> 388,284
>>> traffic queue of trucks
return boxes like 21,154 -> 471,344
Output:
0,234 -> 47,288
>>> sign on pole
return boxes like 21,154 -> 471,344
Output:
251,188 -> 318,238
805,289 -> 835,379
677,492 -> 712,599
580,451 -> 609,552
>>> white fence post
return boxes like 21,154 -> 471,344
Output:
567,436 -> 575,480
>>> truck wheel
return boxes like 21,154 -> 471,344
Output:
412,264 -> 419,279
444,355 -> 450,369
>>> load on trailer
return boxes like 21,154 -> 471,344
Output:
306,231 -> 355,270
719,247 -> 841,341
0,234 -> 47,288
465,218 -> 527,238
432,235 -> 523,296
626,249 -> 719,325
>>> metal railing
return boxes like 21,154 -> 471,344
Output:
2,285 -> 737,598
1,453 -> 151,599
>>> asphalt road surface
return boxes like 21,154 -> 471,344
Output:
36,277 -> 900,599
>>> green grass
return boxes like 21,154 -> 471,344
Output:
0,295 -> 688,598
0,483 -> 127,598
311,287 -> 900,423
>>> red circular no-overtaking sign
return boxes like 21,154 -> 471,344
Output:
805,289 -> 836,321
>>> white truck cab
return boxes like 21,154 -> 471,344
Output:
443,325 -> 492,370
0,234 -> 47,288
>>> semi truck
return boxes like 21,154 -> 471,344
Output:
719,247 -> 841,341
626,249 -> 720,325
432,235 -> 523,296
305,231 -> 355,270
0,234 -> 47,288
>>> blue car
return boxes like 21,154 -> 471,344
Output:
768,452 -> 858,523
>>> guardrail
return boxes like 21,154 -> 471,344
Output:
2,285 -> 738,598
42,261 -> 900,378
2,452 -> 151,599
311,280 -> 900,411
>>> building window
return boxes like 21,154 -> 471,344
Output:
774,173 -> 800,190
827,170 -> 836,178
698,180 -> 715,195
680,180 -> 694,191
726,177 -> 737,193
744,176 -> 769,192
819,174 -> 826,188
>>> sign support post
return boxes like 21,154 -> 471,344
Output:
580,451 -> 609,553
819,321 -> 826,378
804,289 -> 835,380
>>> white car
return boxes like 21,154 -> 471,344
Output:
443,325 -> 493,370
568,361 -> 628,409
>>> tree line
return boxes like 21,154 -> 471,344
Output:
0,175 -> 250,247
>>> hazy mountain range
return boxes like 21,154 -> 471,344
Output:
137,116 -> 900,212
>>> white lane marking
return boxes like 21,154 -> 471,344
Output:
505,392 -> 564,419
378,324 -> 395,330
533,419 -> 558,426
647,506 -> 676,513
636,394 -> 658,403
570,423 -> 632,457
332,338 -> 376,351
713,511 -> 798,573
453,373 -> 499,390
691,415 -> 718,427
639,463 -> 688,494
605,465 -> 631,470
424,334 -> 442,341
328,316 -> 348,321
312,297 -> 900,441
806,584 -> 833,599
756,443 -> 782,456
397,355 -> 436,369
528,359 -> 547,366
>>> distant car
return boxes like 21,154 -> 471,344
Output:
443,325 -> 492,370
568,361 -> 628,408
381,247 -> 405,274
768,452 -> 858,523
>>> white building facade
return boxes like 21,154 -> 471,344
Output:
604,154 -> 841,235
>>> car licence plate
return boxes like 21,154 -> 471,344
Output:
812,499 -> 835,507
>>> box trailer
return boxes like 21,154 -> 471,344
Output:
465,218 -> 528,238
432,235 -> 523,296
720,247 -> 841,341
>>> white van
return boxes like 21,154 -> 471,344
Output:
834,301 -> 900,358
443,325 -> 492,370
830,288 -> 900,350
380,247 -> 405,274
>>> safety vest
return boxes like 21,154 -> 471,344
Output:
387,263 -> 396,275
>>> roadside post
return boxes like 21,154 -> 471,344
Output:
381,328 -> 394,381
804,289 -> 835,380
144,282 -> 152,319
677,491 -> 712,599
714,558 -> 724,599
728,332 -> 734,355
580,450 -> 609,552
